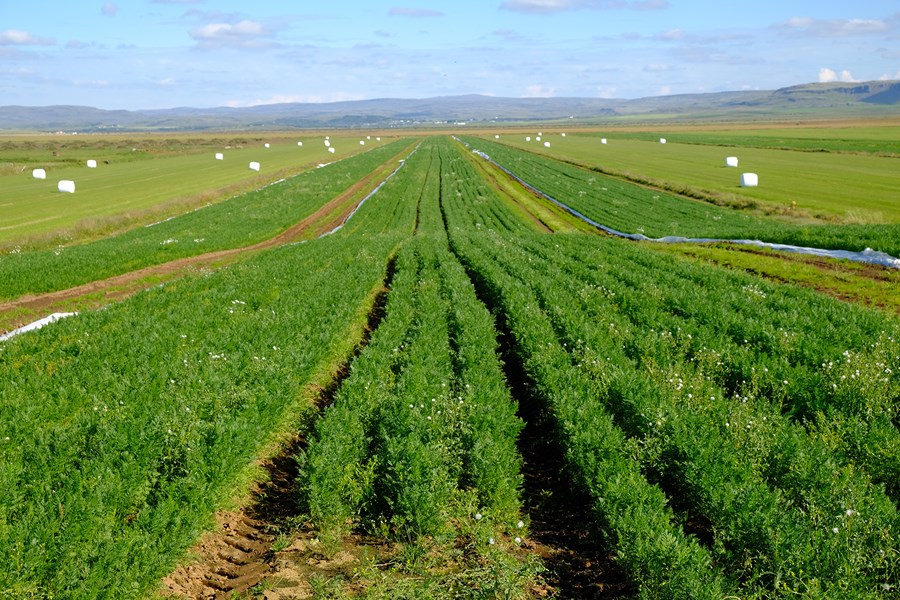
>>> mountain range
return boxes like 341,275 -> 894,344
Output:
1,80 -> 898,132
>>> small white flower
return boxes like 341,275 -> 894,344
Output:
514,537 -> 522,544
832,527 -> 839,534
517,520 -> 524,529
475,513 -> 482,520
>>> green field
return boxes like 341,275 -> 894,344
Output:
479,128 -> 900,223
1,132 -> 898,599
0,133 -> 394,246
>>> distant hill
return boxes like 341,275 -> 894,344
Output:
1,80 -> 897,132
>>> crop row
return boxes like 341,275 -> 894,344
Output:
299,234 -> 523,541
462,136 -> 900,258
0,138 -> 415,302
0,136 -> 434,597
444,199 -> 900,597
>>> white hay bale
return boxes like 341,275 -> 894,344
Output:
601,138 -> 607,144
264,143 -> 270,148
494,134 -> 500,139
360,140 -> 365,145
544,141 -> 551,148
659,138 -> 666,144
726,156 -> 738,167
536,136 -> 541,141
32,168 -> 46,179
297,141 -> 303,146
325,135 -> 330,140
249,161 -> 260,171
740,173 -> 758,187
324,140 -> 330,147
526,136 -> 531,142
376,137 -> 381,141
215,153 -> 224,160
58,180 -> 75,193
538,132 -> 543,136
328,147 -> 335,154
86,159 -> 97,168
366,135 -> 371,140
561,132 -> 566,137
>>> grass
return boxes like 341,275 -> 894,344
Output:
481,131 -> 900,223
0,133 -> 397,245
651,242 -> 900,315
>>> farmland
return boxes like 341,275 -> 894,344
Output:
0,126 -> 898,599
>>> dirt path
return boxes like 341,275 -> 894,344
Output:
0,145 -> 414,334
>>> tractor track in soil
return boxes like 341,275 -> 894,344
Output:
0,146 -> 414,335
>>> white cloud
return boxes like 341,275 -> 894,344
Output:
776,16 -> 891,37
101,3 -> 119,16
524,84 -> 555,97
190,20 -> 275,49
879,71 -> 900,81
819,67 -> 857,83
158,78 -> 176,86
0,29 -> 55,46
500,0 -> 668,13
388,8 -> 445,17
658,85 -> 672,95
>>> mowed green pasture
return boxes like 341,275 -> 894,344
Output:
488,130 -> 900,223
0,134 -> 393,245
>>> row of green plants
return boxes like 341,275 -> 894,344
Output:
0,137 -> 439,598
450,226 -> 899,597
296,139 -> 540,597
0,139 -> 415,301
461,136 -> 900,258
436,133 -> 900,595
299,235 -> 524,540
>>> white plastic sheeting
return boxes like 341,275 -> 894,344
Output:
0,312 -> 77,342
741,173 -> 758,187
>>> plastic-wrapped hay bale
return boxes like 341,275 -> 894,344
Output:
536,136 -> 541,141
297,141 -> 303,146
376,137 -> 381,141
328,147 -> 335,154
360,140 -> 365,145
726,156 -> 738,167
740,173 -> 758,187
544,141 -> 551,147
215,153 -> 224,160
324,139 -> 330,147
526,136 -> 531,142
659,138 -> 666,144
249,161 -> 260,171
561,132 -> 566,137
601,138 -> 607,144
58,180 -> 75,193
86,159 -> 97,168
264,143 -> 270,148
366,135 -> 371,140
32,168 -> 47,179
495,135 -> 500,139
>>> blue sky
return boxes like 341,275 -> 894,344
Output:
1,0 -> 897,109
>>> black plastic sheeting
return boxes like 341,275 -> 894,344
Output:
468,147 -> 900,270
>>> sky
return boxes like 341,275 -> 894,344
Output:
1,0 -> 898,110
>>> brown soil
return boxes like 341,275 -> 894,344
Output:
0,145 -> 414,335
